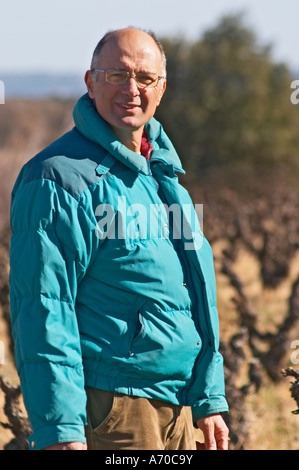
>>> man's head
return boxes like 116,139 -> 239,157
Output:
85,27 -> 167,149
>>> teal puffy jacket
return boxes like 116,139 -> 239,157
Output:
10,94 -> 228,449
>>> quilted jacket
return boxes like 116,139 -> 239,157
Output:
9,94 -> 228,449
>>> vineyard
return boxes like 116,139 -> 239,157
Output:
189,177 -> 299,448
0,98 -> 299,450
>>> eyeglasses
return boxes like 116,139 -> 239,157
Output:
91,69 -> 166,88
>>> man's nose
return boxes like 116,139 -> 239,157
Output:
122,76 -> 140,96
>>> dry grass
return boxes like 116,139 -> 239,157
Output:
215,244 -> 299,450
0,308 -> 20,449
246,382 -> 299,450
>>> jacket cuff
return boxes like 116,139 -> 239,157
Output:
191,396 -> 229,424
28,424 -> 87,450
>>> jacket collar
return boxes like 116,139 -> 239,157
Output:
73,93 -> 184,175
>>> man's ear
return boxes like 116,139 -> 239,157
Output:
84,70 -> 95,99
157,79 -> 166,106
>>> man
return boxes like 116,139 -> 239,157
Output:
9,27 -> 229,450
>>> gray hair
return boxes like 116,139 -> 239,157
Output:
90,27 -> 167,77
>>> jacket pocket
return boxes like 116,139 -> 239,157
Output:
129,313 -> 145,351
128,304 -> 202,381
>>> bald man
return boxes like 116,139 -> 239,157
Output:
10,27 -> 229,451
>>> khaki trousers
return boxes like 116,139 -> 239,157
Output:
85,388 -> 196,450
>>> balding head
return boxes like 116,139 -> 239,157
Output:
90,27 -> 167,77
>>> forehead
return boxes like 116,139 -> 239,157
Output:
98,30 -> 162,70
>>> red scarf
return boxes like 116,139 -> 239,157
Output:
140,131 -> 153,161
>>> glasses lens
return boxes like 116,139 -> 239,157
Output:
136,73 -> 158,88
105,70 -> 159,87
106,70 -> 128,84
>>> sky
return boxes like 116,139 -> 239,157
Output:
1,0 -> 298,75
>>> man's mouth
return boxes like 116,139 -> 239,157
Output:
121,103 -> 139,110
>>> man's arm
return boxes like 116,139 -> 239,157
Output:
10,177 -> 94,449
196,414 -> 229,450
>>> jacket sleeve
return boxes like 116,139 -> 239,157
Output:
190,349 -> 229,422
9,173 -> 96,450
186,279 -> 229,422
189,242 -> 229,422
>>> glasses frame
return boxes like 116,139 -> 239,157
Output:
91,69 -> 166,88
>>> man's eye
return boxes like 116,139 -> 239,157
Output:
137,73 -> 155,84
107,71 -> 127,82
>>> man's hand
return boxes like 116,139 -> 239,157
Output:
196,414 -> 229,450
43,442 -> 87,450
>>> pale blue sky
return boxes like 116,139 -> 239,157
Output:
1,0 -> 298,74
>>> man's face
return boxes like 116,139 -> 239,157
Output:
85,29 -> 166,141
